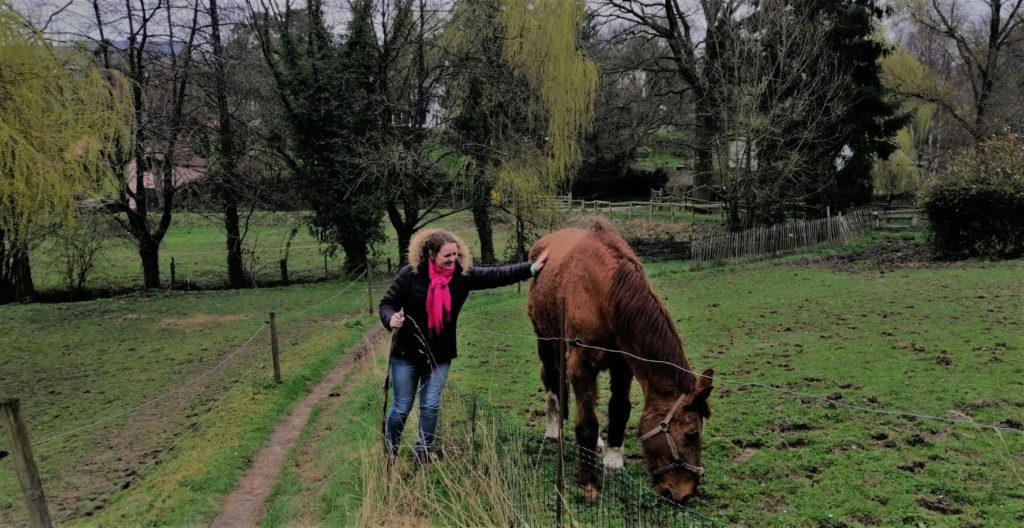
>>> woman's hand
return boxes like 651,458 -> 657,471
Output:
532,250 -> 549,274
389,311 -> 405,330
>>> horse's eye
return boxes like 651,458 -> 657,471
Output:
684,431 -> 700,443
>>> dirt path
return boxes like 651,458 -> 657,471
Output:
211,327 -> 385,528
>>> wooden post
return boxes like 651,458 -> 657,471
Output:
469,396 -> 478,456
366,263 -> 374,314
556,337 -> 566,528
170,257 -> 176,288
324,255 -> 328,279
1,398 -> 53,528
269,313 -> 282,384
279,259 -> 289,285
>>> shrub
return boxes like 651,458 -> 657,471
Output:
616,220 -> 694,260
919,135 -> 1024,259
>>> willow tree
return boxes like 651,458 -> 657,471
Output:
0,5 -> 133,303
445,0 -> 596,262
873,48 -> 937,203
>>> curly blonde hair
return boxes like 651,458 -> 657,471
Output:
407,229 -> 473,275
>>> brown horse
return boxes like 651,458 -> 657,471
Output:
527,219 -> 714,502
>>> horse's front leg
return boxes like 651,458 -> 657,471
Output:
604,364 -> 633,471
538,339 -> 566,440
569,359 -> 601,501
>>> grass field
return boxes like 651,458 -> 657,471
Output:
7,211 -> 1024,527
29,211 -> 337,293
261,234 -> 1024,527
0,280 -> 375,527
27,209 -> 527,295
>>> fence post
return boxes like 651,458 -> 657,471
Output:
170,257 -> 176,288
556,337 -> 566,528
269,312 -> 282,384
324,255 -> 329,280
469,396 -> 478,456
1,398 -> 53,528
366,263 -> 374,314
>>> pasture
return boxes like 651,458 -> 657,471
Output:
29,212 -> 340,293
27,209 -> 528,296
0,280 -> 374,526
262,235 -> 1024,527
4,219 -> 1023,527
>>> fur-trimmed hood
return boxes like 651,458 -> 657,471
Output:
407,229 -> 473,275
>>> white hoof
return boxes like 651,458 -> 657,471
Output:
603,446 -> 624,471
544,390 -> 561,439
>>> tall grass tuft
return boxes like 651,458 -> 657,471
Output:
356,392 -> 525,526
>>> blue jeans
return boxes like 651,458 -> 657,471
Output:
385,356 -> 451,458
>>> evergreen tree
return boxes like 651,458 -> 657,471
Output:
804,0 -> 907,210
265,0 -> 386,274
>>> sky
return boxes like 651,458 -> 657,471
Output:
9,0 -> 998,51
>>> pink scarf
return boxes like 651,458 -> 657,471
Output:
426,259 -> 455,336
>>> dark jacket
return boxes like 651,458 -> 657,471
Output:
379,261 -> 533,365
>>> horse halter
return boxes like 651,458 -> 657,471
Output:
639,391 -> 705,477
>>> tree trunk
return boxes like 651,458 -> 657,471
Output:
387,200 -> 417,268
140,238 -> 161,289
693,103 -> 718,201
340,238 -> 368,276
210,0 -> 246,289
0,230 -> 34,304
225,202 -> 244,287
472,170 -> 495,264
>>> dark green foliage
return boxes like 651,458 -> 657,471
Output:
274,0 -> 385,273
920,135 -> 1024,259
572,167 -> 669,200
779,0 -> 907,212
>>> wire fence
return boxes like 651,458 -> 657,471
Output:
2,270 -> 377,525
432,385 -> 720,528
691,210 -> 873,268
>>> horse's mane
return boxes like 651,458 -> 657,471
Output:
590,220 -> 696,393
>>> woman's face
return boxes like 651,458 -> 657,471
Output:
432,242 -> 459,270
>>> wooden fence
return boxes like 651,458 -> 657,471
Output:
691,210 -> 873,268
550,195 -> 726,220
870,209 -> 922,231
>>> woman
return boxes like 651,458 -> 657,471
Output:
379,228 -> 547,462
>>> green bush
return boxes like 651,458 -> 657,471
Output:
919,135 -> 1024,259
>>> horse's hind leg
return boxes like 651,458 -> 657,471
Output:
604,363 -> 633,471
538,339 -> 567,440
569,357 -> 601,501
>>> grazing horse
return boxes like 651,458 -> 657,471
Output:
527,219 -> 714,503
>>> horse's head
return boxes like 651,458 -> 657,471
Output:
638,368 -> 713,503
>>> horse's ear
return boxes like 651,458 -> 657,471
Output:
689,369 -> 714,417
697,368 -> 714,394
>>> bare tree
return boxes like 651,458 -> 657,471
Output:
89,0 -> 202,288
601,0 -> 743,197
578,20 -> 682,193
711,0 -> 851,228
204,0 -> 247,287
910,0 -> 1024,138
351,0 -> 465,266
